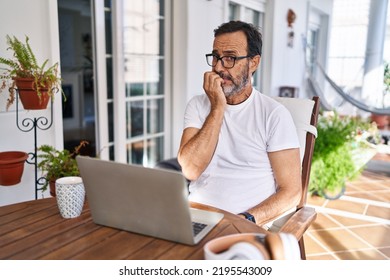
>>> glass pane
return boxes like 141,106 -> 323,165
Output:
123,0 -> 161,56
109,144 -> 114,161
126,83 -> 144,97
106,56 -> 113,99
105,10 -> 112,54
146,58 -> 163,95
229,3 -> 239,21
146,136 -> 164,167
245,8 -> 259,25
147,98 -> 164,134
147,82 -> 158,96
59,0 -> 97,158
122,0 -> 166,165
126,100 -> 144,138
108,102 -> 114,142
124,57 -> 145,94
127,141 -> 144,165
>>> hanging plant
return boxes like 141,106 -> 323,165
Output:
0,35 -> 63,110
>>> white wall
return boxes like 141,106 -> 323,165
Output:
265,0 -> 333,99
171,0 -> 227,155
0,0 -> 62,206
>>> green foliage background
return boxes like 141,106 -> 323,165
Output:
309,112 -> 371,196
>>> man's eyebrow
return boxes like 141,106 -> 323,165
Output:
212,50 -> 237,56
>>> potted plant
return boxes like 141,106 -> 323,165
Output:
370,61 -> 390,129
309,112 -> 378,199
0,35 -> 62,110
0,151 -> 28,186
37,141 -> 88,196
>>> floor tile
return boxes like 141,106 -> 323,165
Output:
346,182 -> 388,191
368,190 -> 390,202
346,191 -> 390,202
309,229 -> 371,251
327,214 -> 375,227
334,249 -> 387,260
349,225 -> 390,247
365,205 -> 390,220
325,199 -> 367,215
303,234 -> 328,255
306,253 -> 337,260
378,247 -> 390,258
308,213 -> 341,231
304,154 -> 390,260
307,195 -> 326,207
361,171 -> 390,181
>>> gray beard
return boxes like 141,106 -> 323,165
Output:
222,75 -> 249,97
220,65 -> 250,97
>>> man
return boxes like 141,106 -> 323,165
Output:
177,21 -> 302,226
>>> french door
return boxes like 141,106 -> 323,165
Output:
59,0 -> 170,166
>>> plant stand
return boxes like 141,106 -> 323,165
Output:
14,88 -> 53,200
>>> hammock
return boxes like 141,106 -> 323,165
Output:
309,63 -> 390,115
307,75 -> 340,111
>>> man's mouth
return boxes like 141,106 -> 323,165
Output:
219,73 -> 232,83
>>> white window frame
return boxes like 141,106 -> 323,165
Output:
225,0 -> 266,92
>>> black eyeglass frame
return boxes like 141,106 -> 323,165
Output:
205,53 -> 251,69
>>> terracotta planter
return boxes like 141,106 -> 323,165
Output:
13,77 -> 50,110
370,114 -> 389,129
49,179 -> 56,197
0,151 -> 28,186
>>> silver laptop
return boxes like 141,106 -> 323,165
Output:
76,156 -> 224,245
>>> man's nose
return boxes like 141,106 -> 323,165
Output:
213,58 -> 225,72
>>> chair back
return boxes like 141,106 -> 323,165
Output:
272,96 -> 320,207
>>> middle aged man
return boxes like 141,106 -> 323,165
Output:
177,21 -> 302,226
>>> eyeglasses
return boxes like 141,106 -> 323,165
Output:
205,54 -> 251,69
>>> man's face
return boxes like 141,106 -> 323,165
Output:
212,31 -> 252,97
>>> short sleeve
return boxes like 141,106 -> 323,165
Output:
266,105 -> 300,152
183,95 -> 210,129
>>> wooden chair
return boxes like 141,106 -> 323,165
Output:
268,96 -> 320,259
156,96 -> 320,260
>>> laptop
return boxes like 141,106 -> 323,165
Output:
76,156 -> 224,245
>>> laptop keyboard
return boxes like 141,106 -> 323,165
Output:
192,222 -> 207,236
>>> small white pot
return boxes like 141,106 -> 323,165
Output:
55,176 -> 85,218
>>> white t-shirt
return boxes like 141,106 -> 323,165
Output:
183,89 -> 300,214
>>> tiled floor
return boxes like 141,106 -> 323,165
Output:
305,151 -> 390,260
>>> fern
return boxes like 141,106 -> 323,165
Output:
37,141 -> 89,192
0,35 -> 63,110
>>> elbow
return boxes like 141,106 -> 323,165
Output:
292,185 -> 302,207
182,171 -> 200,182
177,154 -> 201,181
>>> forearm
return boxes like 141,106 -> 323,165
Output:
247,187 -> 301,226
178,108 -> 224,181
242,148 -> 302,225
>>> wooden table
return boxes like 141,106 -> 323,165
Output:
0,198 -> 266,259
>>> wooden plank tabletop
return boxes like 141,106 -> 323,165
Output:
0,198 -> 265,260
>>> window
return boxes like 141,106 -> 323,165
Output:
122,0 -> 167,166
228,0 -> 265,91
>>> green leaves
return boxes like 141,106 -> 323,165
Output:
37,141 -> 88,192
384,61 -> 390,92
0,35 -> 62,110
309,112 -> 372,196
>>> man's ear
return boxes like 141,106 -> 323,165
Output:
250,55 -> 261,73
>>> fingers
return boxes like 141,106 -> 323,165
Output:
203,71 -> 226,108
203,71 -> 222,91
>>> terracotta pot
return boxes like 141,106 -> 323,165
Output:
0,151 -> 28,186
49,179 -> 56,197
370,114 -> 389,129
13,77 -> 50,110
